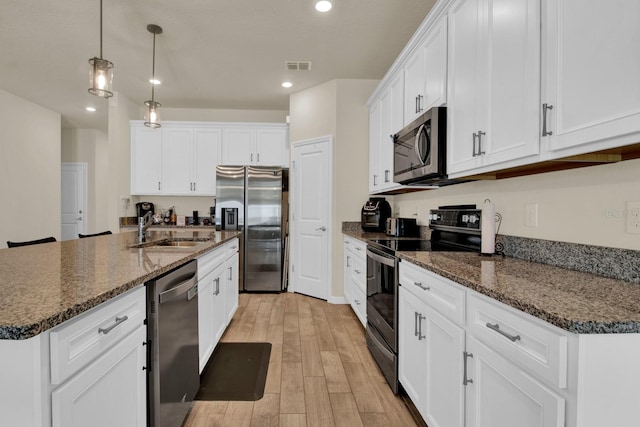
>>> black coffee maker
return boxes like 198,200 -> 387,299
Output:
361,197 -> 392,232
136,202 -> 154,218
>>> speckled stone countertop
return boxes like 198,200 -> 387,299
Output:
343,228 -> 640,334
0,229 -> 240,340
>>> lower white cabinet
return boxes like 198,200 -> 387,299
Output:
51,326 -> 147,427
398,275 -> 465,427
343,235 -> 367,327
197,238 -> 239,371
465,334 -> 565,427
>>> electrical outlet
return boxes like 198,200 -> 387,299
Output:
626,201 -> 640,234
525,203 -> 538,227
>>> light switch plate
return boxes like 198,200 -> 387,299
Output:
626,201 -> 640,234
525,203 -> 538,227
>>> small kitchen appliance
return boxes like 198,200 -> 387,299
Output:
136,202 -> 154,219
385,217 -> 419,237
361,197 -> 392,232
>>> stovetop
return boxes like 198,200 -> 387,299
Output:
368,236 -> 481,256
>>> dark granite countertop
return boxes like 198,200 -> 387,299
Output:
343,228 -> 640,334
0,229 -> 240,340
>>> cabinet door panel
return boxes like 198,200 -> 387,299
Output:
422,18 -> 448,112
225,252 -> 239,324
222,128 -> 254,165
544,0 -> 640,153
198,275 -> 215,372
465,335 -> 565,427
398,287 -> 428,414
130,126 -> 162,195
162,127 -> 193,194
404,46 -> 426,124
256,128 -> 288,167
369,102 -> 381,193
486,0 -> 540,164
447,0 -> 483,173
424,308 -> 465,427
193,128 -> 221,195
52,326 -> 146,427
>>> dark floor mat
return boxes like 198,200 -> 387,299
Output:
195,342 -> 272,401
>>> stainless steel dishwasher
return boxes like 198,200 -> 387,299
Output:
146,259 -> 199,427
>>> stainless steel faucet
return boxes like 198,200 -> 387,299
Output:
138,211 -> 154,243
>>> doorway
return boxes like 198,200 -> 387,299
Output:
61,163 -> 87,240
289,136 -> 332,300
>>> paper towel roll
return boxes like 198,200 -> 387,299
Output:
481,200 -> 495,255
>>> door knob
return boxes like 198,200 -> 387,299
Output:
315,226 -> 326,232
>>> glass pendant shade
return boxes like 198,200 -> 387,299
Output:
144,100 -> 161,129
88,57 -> 114,98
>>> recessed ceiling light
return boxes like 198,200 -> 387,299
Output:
86,107 -> 96,112
315,0 -> 332,12
149,79 -> 161,85
282,82 -> 293,88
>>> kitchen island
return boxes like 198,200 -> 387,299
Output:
0,229 -> 240,427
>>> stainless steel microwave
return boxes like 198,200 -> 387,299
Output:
393,107 -> 448,185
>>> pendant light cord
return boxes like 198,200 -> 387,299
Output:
151,31 -> 156,102
99,0 -> 103,59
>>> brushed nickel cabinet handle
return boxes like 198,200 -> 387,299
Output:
486,322 -> 521,342
98,315 -> 129,335
463,351 -> 473,385
478,131 -> 486,155
542,103 -> 554,136
414,282 -> 430,291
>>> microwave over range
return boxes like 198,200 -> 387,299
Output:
393,106 -> 458,186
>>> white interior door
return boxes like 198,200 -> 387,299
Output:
61,163 -> 87,240
290,136 -> 332,300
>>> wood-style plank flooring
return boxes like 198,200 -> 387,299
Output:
184,292 -> 418,427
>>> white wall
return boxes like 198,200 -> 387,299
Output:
61,129 -> 110,234
290,79 -> 379,298
392,158 -> 640,251
0,89 -> 61,247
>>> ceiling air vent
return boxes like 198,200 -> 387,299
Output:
286,61 -> 312,71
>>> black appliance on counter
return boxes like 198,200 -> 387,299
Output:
136,202 -> 154,218
385,217 -> 419,237
361,197 -> 392,232
365,205 -> 481,394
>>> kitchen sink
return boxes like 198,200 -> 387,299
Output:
129,237 -> 211,249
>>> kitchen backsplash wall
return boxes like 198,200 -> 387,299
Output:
127,196 -> 215,222
391,158 -> 640,251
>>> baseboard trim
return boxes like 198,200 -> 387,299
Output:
328,296 -> 348,304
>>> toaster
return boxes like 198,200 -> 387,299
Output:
385,217 -> 419,237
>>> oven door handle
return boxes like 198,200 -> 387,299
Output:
367,247 -> 396,267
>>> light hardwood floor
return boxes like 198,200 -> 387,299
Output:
184,292 -> 419,427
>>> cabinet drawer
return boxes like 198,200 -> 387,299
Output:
50,286 -> 146,385
467,293 -> 568,389
224,237 -> 239,258
344,236 -> 366,260
350,255 -> 366,290
399,261 -> 465,325
351,281 -> 367,327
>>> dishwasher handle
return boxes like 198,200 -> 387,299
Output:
159,275 -> 198,304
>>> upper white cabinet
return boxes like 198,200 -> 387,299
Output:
541,0 -> 640,157
130,125 -> 162,195
131,121 -> 288,196
161,126 -> 221,196
447,0 -> 541,176
378,72 -> 405,192
404,17 -> 448,125
221,125 -> 289,167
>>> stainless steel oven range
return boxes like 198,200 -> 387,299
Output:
365,205 -> 484,393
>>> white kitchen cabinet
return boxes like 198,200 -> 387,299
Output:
161,126 -> 221,196
51,326 -> 147,427
221,125 -> 289,167
398,264 -> 465,427
541,0 -> 640,158
343,235 -> 367,327
197,238 -> 239,371
225,251 -> 239,324
447,0 -> 540,177
368,102 -> 381,193
130,124 -> 162,195
465,334 -> 565,427
404,17 -> 448,125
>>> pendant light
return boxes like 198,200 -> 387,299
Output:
88,0 -> 114,98
144,24 -> 163,129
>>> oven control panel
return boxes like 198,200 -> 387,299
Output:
429,208 -> 482,230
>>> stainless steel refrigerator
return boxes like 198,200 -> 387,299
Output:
215,165 -> 287,292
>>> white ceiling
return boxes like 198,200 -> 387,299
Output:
0,0 -> 435,130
